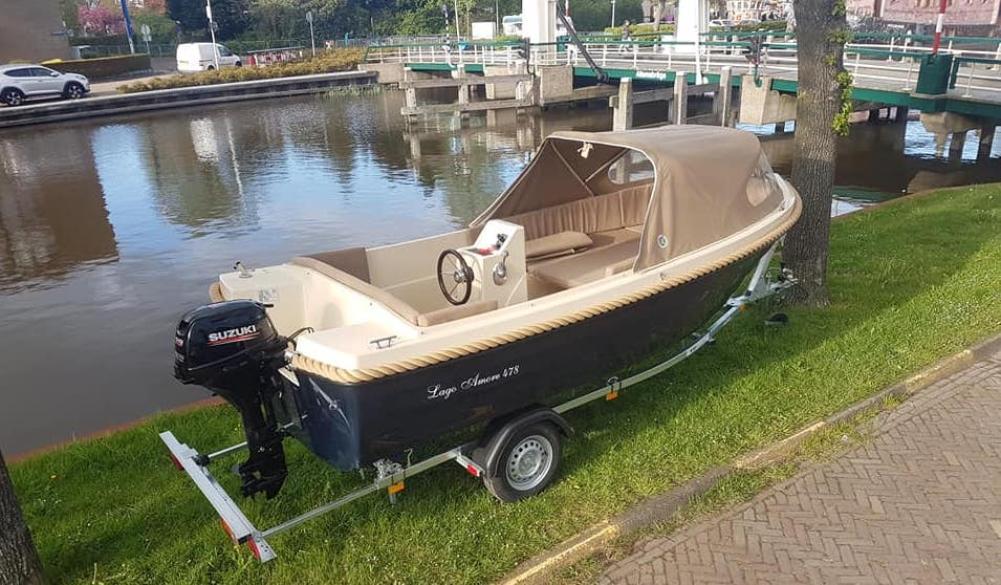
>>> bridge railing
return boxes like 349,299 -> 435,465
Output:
369,38 -> 1001,99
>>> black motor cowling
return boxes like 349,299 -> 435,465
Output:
174,300 -> 289,499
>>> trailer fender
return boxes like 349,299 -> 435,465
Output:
477,408 -> 572,475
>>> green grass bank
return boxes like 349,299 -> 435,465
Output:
11,184 -> 1001,584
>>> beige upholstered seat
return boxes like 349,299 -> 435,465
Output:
506,184 -> 652,242
416,299 -> 498,327
525,231 -> 593,260
530,239 -> 639,289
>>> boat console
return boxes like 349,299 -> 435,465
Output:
454,220 -> 527,309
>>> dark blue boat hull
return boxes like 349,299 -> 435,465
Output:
284,252 -> 762,471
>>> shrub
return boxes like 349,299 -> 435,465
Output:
48,54 -> 152,80
117,48 -> 365,93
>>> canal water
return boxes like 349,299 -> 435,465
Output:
3,90 -> 1001,456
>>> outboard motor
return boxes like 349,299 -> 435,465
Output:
174,300 -> 289,499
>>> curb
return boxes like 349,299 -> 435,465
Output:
497,332 -> 1001,585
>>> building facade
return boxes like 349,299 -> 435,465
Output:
847,0 -> 1001,30
881,0 -> 1000,26
0,0 -> 72,64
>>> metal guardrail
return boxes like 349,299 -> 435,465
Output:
365,38 -> 1001,101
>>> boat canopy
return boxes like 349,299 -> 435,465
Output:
471,126 -> 784,271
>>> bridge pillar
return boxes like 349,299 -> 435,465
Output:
613,77 -> 634,131
737,76 -> 797,126
456,69 -> 470,106
978,125 -> 996,160
672,72 -> 688,125
892,106 -> 909,124
921,111 -> 981,160
675,0 -> 709,53
522,0 -> 557,45
713,66 -> 734,127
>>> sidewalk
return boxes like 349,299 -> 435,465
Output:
600,347 -> 1001,585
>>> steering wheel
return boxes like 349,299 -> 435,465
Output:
437,249 -> 474,305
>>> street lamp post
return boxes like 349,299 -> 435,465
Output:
611,0 -> 616,28
206,0 -> 220,69
118,0 -> 136,54
306,10 -> 316,57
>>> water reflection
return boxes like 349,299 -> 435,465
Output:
0,129 -> 117,292
2,91 -> 1001,455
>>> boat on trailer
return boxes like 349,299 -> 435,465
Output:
164,125 -> 801,561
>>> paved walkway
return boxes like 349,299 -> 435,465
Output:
600,348 -> 1001,585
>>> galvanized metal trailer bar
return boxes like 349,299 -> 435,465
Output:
160,241 -> 791,563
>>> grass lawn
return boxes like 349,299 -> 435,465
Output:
11,184 -> 1001,584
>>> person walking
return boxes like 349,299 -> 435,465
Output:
620,20 -> 632,53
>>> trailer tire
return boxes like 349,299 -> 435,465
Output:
483,422 -> 562,502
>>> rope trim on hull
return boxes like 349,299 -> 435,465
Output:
289,200 -> 801,385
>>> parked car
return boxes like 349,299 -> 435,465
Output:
176,43 -> 242,72
0,65 -> 90,107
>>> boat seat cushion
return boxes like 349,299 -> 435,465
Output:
530,240 -> 639,289
525,231 -> 593,260
505,184 -> 652,241
416,299 -> 498,327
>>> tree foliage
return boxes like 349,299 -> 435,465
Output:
68,0 -> 647,42
167,0 -> 250,38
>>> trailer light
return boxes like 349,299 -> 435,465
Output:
169,452 -> 184,471
465,464 -> 481,477
387,481 -> 405,495
605,389 -> 619,401
220,519 -> 237,543
247,538 -> 262,560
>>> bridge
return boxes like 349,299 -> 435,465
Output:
363,31 -> 1001,156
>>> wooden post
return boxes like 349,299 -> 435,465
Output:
672,71 -> 687,125
949,130 -> 967,161
409,135 -> 422,160
613,77 -> 634,131
716,66 -> 733,127
403,68 -> 417,121
456,69 -> 470,106
978,125 -> 996,160
892,106 -> 910,124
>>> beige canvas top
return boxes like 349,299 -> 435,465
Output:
471,126 -> 784,271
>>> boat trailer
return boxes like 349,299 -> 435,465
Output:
160,241 -> 794,563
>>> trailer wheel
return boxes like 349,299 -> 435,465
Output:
484,422 -> 562,502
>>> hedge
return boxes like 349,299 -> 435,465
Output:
47,54 -> 152,80
117,48 -> 365,93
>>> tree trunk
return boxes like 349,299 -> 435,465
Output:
784,0 -> 847,307
0,450 -> 44,585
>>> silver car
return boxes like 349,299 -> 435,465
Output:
0,64 -> 90,107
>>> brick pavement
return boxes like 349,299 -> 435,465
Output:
600,348 -> 1001,585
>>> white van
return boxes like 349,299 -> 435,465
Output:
176,43 -> 241,72
501,14 -> 573,37
502,15 -> 523,36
